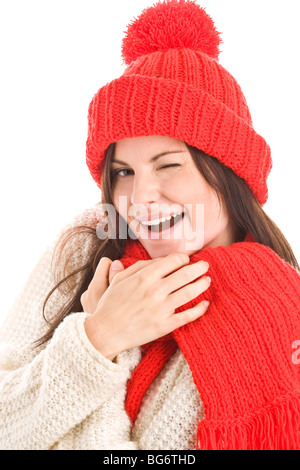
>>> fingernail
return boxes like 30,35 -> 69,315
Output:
203,300 -> 210,308
111,260 -> 123,270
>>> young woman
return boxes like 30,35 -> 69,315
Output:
1,0 -> 300,450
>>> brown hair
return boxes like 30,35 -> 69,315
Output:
35,142 -> 299,346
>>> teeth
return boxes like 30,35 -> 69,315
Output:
140,212 -> 183,226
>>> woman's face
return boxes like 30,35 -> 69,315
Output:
111,135 -> 236,258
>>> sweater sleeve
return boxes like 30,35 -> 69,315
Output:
0,206 -> 141,450
0,312 -> 139,450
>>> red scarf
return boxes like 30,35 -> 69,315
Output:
120,234 -> 300,450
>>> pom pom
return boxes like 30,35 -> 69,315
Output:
121,0 -> 222,65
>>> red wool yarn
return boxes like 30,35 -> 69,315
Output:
120,234 -> 300,450
86,0 -> 272,205
84,0 -> 300,449
121,0 -> 222,63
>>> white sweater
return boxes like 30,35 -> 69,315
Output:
0,203 -> 204,450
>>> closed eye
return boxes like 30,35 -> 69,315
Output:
112,164 -> 181,178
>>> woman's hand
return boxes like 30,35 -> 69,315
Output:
81,257 -> 162,315
80,258 -> 126,316
82,253 -> 211,361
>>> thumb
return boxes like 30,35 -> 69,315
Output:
109,259 -> 124,284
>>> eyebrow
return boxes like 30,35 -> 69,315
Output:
111,151 -> 184,166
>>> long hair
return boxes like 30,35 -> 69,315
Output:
35,142 -> 299,346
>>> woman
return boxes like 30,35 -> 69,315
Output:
1,0 -> 300,450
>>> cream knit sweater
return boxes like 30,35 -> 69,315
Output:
0,203 -> 204,450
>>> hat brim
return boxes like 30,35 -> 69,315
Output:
86,74 -> 272,205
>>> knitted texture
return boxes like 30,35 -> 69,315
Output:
1,204 -> 300,449
121,235 -> 300,450
0,204 -> 205,450
86,0 -> 272,205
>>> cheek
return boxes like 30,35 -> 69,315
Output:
113,188 -> 135,226
184,178 -> 220,230
112,180 -> 132,204
168,171 -> 194,199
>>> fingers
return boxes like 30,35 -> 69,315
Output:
166,275 -> 211,312
170,300 -> 210,330
81,257 -> 111,313
94,256 -> 111,284
108,257 -> 163,285
165,260 -> 209,295
90,257 -> 111,295
109,260 -> 124,284
128,252 -> 190,282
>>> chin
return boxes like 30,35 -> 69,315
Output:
138,237 -> 204,259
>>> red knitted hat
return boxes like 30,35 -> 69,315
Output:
86,0 -> 272,206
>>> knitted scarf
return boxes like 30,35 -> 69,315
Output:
120,234 -> 300,450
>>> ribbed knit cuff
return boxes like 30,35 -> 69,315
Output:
86,74 -> 271,205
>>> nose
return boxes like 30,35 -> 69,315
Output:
130,172 -> 161,207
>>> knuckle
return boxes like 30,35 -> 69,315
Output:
174,311 -> 191,328
112,270 -> 121,279
184,308 -> 196,323
147,285 -> 163,302
138,268 -> 149,282
173,252 -> 189,265
181,268 -> 193,284
189,263 -> 207,279
110,270 -> 122,284
136,260 -> 146,267
152,314 -> 167,334
186,282 -> 198,298
151,314 -> 161,329
183,310 -> 193,323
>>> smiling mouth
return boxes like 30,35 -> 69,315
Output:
144,212 -> 185,233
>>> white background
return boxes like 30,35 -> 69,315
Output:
0,0 -> 299,325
